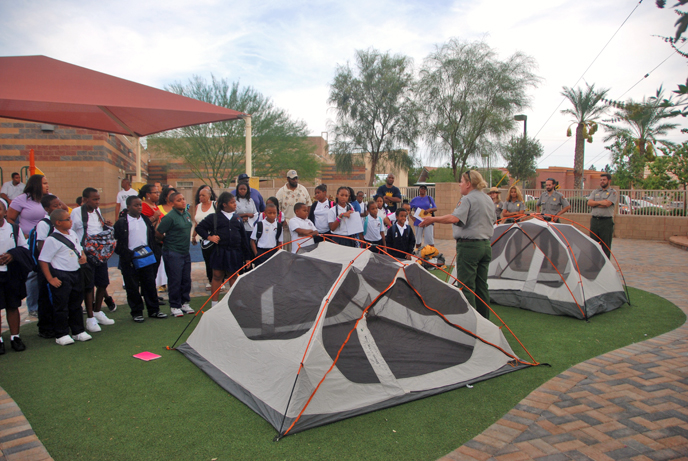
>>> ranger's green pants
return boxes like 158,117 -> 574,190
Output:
454,240 -> 492,319
590,217 -> 614,258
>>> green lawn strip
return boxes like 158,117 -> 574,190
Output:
1,287 -> 684,461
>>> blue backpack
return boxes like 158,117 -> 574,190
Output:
28,218 -> 53,270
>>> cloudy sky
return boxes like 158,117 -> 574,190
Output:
1,0 -> 686,171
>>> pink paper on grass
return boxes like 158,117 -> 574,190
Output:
133,351 -> 162,361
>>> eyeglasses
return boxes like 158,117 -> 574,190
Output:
57,217 -> 72,222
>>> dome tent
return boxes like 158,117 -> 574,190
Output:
487,220 -> 628,319
177,242 -> 536,438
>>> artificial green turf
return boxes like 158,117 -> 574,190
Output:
0,287 -> 684,461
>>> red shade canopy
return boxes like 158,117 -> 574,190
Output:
0,55 -> 246,137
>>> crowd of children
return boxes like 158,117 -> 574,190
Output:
1,181 -> 434,354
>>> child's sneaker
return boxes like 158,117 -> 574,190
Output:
86,318 -> 101,333
94,311 -> 115,325
55,335 -> 74,346
170,308 -> 184,317
180,304 -> 195,315
73,332 -> 92,342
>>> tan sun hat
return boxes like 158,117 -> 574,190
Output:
488,187 -> 500,194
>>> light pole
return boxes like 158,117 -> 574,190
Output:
514,114 -> 527,187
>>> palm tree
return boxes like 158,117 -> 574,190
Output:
561,83 -> 610,190
603,87 -> 680,161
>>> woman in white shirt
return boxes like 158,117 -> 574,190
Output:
192,186 -> 216,290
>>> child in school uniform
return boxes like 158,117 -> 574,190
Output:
328,187 -> 363,247
38,209 -> 92,346
0,198 -> 32,354
288,203 -> 319,253
250,203 -> 283,266
307,184 -> 333,235
374,195 -> 394,228
33,194 -> 62,338
257,196 -> 284,223
362,201 -> 386,250
385,208 -> 415,260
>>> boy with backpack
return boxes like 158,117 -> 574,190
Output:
385,208 -> 415,260
362,201 -> 386,249
250,203 -> 283,267
28,194 -> 62,338
38,209 -> 92,346
307,184 -> 333,235
70,187 -> 115,333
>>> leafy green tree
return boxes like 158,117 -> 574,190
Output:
607,135 -> 646,189
416,39 -> 539,181
501,135 -> 543,188
150,76 -> 318,188
561,83 -> 610,190
603,87 -> 680,162
328,49 -> 419,186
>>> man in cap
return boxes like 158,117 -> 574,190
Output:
275,170 -> 311,250
587,173 -> 617,258
232,173 -> 265,213
488,187 -> 503,223
536,178 -> 570,222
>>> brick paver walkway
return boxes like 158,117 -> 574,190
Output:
440,238 -> 688,461
2,238 -> 687,460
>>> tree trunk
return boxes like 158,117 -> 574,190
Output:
573,123 -> 585,190
368,157 -> 377,187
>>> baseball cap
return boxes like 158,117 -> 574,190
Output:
237,173 -> 249,181
287,170 -> 298,179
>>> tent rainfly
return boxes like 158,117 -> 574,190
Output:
487,220 -> 628,319
178,243 -> 535,438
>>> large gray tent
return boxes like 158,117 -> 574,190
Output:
178,243 -> 533,437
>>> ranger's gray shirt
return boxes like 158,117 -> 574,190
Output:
537,191 -> 570,216
452,190 -> 496,240
504,200 -> 525,213
588,187 -> 617,218
494,201 -> 504,220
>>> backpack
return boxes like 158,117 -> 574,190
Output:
254,220 -> 282,243
81,207 -> 116,266
28,218 -> 53,270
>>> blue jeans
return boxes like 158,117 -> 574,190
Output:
26,271 -> 39,314
162,249 -> 191,309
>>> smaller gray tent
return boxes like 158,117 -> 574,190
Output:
179,243 -> 533,437
487,220 -> 628,319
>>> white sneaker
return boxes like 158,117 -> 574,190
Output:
55,335 -> 74,346
73,332 -> 92,342
180,303 -> 195,315
205,283 -> 211,291
86,317 -> 101,333
170,308 -> 184,317
94,311 -> 115,325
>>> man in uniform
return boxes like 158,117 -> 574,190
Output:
536,178 -> 570,222
587,173 -> 617,258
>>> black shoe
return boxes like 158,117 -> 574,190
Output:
38,331 -> 56,339
0,341 -> 5,355
105,295 -> 117,312
11,337 -> 26,352
148,311 -> 168,319
132,315 -> 145,323
157,297 -> 166,306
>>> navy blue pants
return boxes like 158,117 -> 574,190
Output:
49,268 -> 85,337
120,259 -> 160,317
162,249 -> 191,309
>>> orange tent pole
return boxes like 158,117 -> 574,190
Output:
29,149 -> 35,176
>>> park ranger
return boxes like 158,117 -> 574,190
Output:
536,178 -> 570,222
488,187 -> 503,223
587,173 -> 617,258
420,170 -> 495,319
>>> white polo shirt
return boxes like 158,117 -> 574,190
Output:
39,230 -> 82,271
250,219 -> 283,249
71,206 -> 104,241
363,215 -> 384,241
312,200 -> 332,233
0,221 -> 28,272
288,217 -> 317,253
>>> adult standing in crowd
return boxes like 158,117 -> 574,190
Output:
6,174 -> 50,318
114,196 -> 167,322
192,185 -> 216,291
587,173 -> 617,258
420,170 -> 495,319
376,174 -> 402,213
158,186 -> 178,217
114,178 -> 138,218
536,178 -> 570,222
502,185 -> 526,222
232,173 -> 265,213
139,184 -> 162,227
1,172 -> 25,204
488,187 -> 504,223
276,170 -> 311,249
410,185 -> 437,251
71,187 -> 115,333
